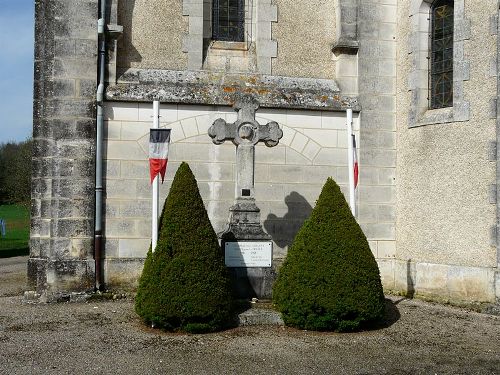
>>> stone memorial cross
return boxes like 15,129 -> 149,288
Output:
209,96 -> 283,299
208,95 -> 283,202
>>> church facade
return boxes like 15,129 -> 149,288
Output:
30,0 -> 500,305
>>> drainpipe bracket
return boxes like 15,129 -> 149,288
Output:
98,18 -> 105,35
96,86 -> 104,103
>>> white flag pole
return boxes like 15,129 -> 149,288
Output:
152,100 -> 160,252
347,108 -> 356,217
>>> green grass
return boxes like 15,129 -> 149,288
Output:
0,204 -> 30,258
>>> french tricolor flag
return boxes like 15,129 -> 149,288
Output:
352,134 -> 359,189
149,129 -> 171,184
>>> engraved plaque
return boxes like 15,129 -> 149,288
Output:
224,241 -> 272,267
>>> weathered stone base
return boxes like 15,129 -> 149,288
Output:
378,259 -> 498,304
102,257 -> 276,298
103,258 -> 145,292
27,258 -> 95,302
24,256 -> 499,306
219,200 -> 276,299
221,202 -> 271,240
238,302 -> 284,326
228,267 -> 276,299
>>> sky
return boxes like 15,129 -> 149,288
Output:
0,1 -> 35,143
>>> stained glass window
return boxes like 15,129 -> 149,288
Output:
430,0 -> 454,109
212,0 -> 245,42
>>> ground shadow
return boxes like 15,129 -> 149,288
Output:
333,298 -> 401,333
0,248 -> 29,259
263,192 -> 313,249
377,298 -> 401,329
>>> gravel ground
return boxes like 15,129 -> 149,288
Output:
1,256 -> 499,375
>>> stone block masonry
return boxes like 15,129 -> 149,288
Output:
356,0 -> 397,280
29,0 -> 98,299
101,102 -> 368,288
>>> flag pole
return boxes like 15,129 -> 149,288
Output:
347,108 -> 356,217
152,100 -> 160,252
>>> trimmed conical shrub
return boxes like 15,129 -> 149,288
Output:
273,177 -> 385,332
135,162 -> 233,333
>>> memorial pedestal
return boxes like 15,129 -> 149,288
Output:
220,201 -> 276,299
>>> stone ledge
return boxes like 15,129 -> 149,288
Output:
409,103 -> 471,128
107,69 -> 359,111
332,38 -> 359,56
238,303 -> 284,326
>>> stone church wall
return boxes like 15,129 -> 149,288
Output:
117,0 -> 188,72
395,0 -> 498,302
29,0 -> 499,304
101,102 -> 368,288
271,0 -> 336,79
116,0 -> 336,79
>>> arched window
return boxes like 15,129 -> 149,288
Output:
212,0 -> 245,42
430,0 -> 454,109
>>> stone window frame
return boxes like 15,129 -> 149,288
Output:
408,0 -> 470,128
182,0 -> 277,73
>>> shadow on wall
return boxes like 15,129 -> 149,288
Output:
406,259 -> 415,298
264,192 -> 313,249
117,0 -> 142,71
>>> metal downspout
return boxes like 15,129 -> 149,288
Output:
95,0 -> 107,291
495,1 -> 500,303
495,0 -> 500,303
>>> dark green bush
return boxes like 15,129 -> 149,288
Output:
273,177 -> 385,332
0,139 -> 32,206
135,162 -> 233,332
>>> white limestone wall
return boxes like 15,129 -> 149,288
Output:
102,102 -> 396,283
355,0 -> 398,294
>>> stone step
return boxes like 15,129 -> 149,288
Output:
236,300 -> 284,326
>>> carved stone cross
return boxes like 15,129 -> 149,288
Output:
209,95 -> 283,299
208,95 -> 283,202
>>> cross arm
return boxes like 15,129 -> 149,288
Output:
208,118 -> 237,145
258,121 -> 283,147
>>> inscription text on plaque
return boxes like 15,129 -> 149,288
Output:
225,241 -> 272,268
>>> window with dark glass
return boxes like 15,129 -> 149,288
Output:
430,0 -> 454,109
212,0 -> 245,42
